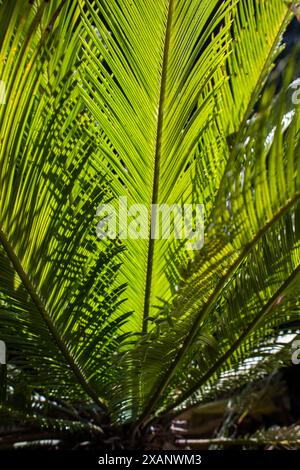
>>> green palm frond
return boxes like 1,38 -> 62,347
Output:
0,0 -> 129,411
80,0 -> 291,334
78,0 -> 231,332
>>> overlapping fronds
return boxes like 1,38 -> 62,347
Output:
107,69 -> 300,422
0,0 -> 129,410
0,0 -> 299,437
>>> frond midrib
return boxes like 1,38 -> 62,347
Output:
142,0 -> 175,334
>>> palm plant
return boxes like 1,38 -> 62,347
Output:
0,0 -> 300,449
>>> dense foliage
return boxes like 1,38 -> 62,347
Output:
0,0 -> 300,448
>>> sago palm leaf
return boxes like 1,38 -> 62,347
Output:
80,0 -> 291,334
0,0 -> 129,411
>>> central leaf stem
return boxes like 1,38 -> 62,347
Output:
142,0 -> 174,334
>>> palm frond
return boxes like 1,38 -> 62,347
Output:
0,0 -> 128,410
